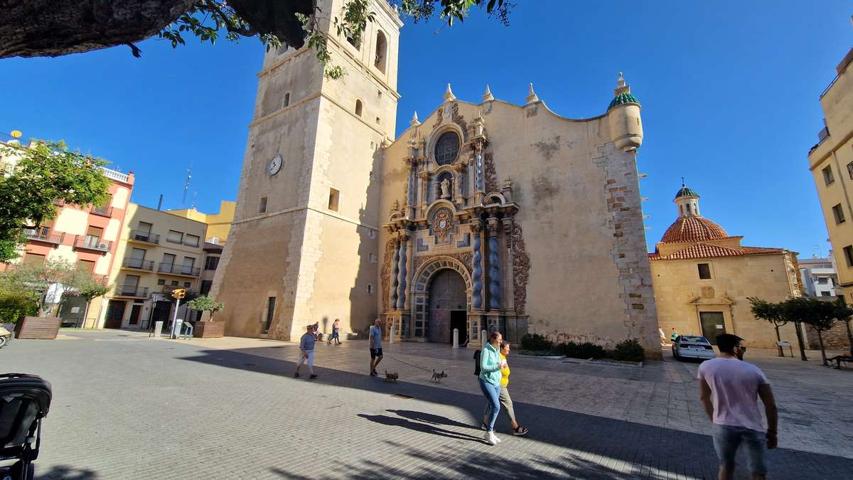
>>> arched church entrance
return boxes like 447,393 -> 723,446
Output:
427,269 -> 467,344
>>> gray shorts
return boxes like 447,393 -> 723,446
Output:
712,424 -> 767,475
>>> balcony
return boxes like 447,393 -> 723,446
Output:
157,263 -> 201,277
90,204 -> 113,217
24,228 -> 64,245
73,235 -> 111,253
122,258 -> 155,271
129,230 -> 159,245
115,285 -> 149,298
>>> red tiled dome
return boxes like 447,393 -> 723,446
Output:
661,216 -> 728,243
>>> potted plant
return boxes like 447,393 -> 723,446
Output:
187,295 -> 225,338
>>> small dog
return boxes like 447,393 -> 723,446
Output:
430,369 -> 447,383
384,371 -> 399,383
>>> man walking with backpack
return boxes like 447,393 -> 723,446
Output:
698,334 -> 778,480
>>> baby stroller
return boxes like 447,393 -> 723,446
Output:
0,374 -> 52,480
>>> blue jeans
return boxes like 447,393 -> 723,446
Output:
478,378 -> 501,432
712,424 -> 768,475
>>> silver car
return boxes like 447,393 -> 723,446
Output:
672,335 -> 716,361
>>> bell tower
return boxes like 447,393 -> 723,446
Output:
210,0 -> 402,340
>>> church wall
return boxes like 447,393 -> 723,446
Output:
651,253 -> 800,349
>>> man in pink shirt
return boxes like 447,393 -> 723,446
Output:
698,334 -> 778,480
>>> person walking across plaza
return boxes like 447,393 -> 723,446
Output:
294,325 -> 318,379
328,318 -> 341,345
483,341 -> 528,437
698,334 -> 778,480
479,330 -> 505,446
369,318 -> 383,376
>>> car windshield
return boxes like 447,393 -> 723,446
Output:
680,336 -> 708,344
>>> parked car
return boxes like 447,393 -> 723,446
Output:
672,335 -> 715,361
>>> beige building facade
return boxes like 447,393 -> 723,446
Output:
808,48 -> 853,302
168,200 -> 236,244
650,186 -> 801,349
212,0 -> 659,354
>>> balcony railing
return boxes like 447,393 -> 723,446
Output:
73,235 -> 111,252
117,285 -> 149,298
129,230 -> 159,244
157,263 -> 201,277
24,228 -> 64,245
90,205 -> 113,217
122,258 -> 154,271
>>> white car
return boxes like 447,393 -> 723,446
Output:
672,335 -> 716,361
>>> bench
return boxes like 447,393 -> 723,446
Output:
777,341 -> 793,357
829,355 -> 853,369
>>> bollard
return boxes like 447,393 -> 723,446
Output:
153,321 -> 163,338
481,329 -> 487,346
389,325 -> 395,344
172,319 -> 183,339
452,328 -> 459,349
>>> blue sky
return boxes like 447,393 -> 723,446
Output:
0,0 -> 850,255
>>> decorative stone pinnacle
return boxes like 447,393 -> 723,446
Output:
525,83 -> 540,105
482,84 -> 494,102
444,83 -> 456,102
410,111 -> 420,127
615,72 -> 630,95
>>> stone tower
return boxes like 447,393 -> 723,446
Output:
210,0 -> 402,340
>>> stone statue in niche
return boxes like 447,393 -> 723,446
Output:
440,178 -> 451,199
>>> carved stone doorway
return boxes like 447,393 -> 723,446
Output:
427,269 -> 467,343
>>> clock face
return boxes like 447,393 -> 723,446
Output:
268,154 -> 283,176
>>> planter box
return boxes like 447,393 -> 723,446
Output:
15,316 -> 61,339
194,322 -> 224,338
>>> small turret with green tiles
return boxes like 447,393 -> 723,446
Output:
608,72 -> 640,110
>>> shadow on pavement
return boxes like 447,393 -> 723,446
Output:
181,347 -> 853,480
37,465 -> 98,479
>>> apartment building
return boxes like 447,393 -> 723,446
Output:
167,200 -> 235,244
103,203 -> 207,330
799,257 -> 839,298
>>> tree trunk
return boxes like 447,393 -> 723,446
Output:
794,321 -> 808,361
79,300 -> 90,329
774,324 -> 783,357
817,330 -> 828,366
0,0 -> 197,59
845,319 -> 853,356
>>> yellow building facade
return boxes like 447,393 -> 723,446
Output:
167,200 -> 235,244
808,48 -> 853,302
650,186 -> 801,349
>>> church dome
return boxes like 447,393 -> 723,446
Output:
661,216 -> 728,243
608,91 -> 640,110
674,186 -> 699,199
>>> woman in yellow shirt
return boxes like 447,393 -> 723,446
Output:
482,341 -> 528,436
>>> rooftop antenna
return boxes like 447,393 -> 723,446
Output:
157,194 -> 164,211
681,176 -> 685,187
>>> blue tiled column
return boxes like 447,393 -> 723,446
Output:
396,234 -> 408,309
487,219 -> 501,310
471,222 -> 483,309
389,238 -> 399,310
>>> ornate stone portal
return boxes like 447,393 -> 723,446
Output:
383,108 -> 527,346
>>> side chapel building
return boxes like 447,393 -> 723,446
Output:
210,0 -> 661,355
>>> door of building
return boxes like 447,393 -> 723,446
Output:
699,312 -> 726,344
128,304 -> 142,326
427,269 -> 467,343
104,300 -> 126,329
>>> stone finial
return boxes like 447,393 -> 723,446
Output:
482,84 -> 495,102
410,111 -> 421,127
525,83 -> 540,105
444,83 -> 456,102
615,72 -> 630,95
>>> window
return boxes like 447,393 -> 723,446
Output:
833,204 -> 846,224
204,256 -> 220,270
818,277 -> 829,284
181,257 -> 196,275
200,280 -> 212,295
170,280 -> 179,286
374,31 -> 387,73
328,188 -> 340,212
845,246 -> 853,267
78,260 -> 96,273
375,116 -> 380,124
355,99 -> 363,117
823,165 -> 835,185
434,131 -> 460,165
367,283 -> 373,294
346,32 -> 360,49
183,281 -> 191,288
166,230 -> 183,244
259,197 -> 267,214
84,226 -> 104,248
157,279 -> 166,286
369,253 -> 377,263
283,92 -> 290,107
263,297 -> 276,334
698,263 -> 712,279
820,291 -> 831,297
368,229 -> 376,239
23,253 -> 46,265
847,161 -> 853,180
184,234 -> 200,247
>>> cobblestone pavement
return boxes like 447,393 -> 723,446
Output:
2,330 -> 851,479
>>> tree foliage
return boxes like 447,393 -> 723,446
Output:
187,295 -> 224,321
0,140 -> 110,263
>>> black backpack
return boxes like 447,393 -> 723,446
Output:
473,350 -> 481,376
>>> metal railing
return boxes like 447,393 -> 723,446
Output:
130,230 -> 159,244
157,263 -> 201,277
122,258 -> 154,271
73,235 -> 111,252
117,285 -> 149,297
24,228 -> 64,244
90,204 -> 113,217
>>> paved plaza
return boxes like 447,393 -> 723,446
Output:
2,330 -> 852,479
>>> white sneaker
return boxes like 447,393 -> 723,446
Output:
484,431 -> 496,445
493,432 -> 501,443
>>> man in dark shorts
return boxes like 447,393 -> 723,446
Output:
369,317 -> 383,376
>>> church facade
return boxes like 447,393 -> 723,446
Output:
210,0 -> 660,355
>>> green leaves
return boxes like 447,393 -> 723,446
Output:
187,295 -> 224,313
750,295 -> 852,332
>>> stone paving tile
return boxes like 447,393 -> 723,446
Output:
1,330 -> 852,479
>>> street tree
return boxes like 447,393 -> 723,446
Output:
65,269 -> 111,328
782,297 -> 846,367
1,1 -> 512,77
748,297 -> 788,357
187,295 -> 224,322
832,297 -> 853,357
0,140 -> 111,263
6,259 -> 78,316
